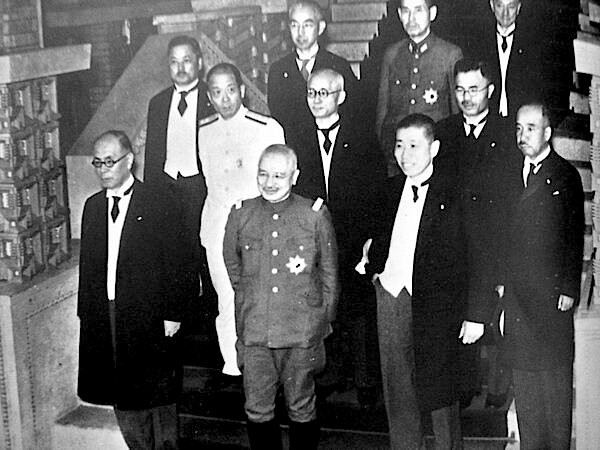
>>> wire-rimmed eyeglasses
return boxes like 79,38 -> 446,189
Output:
454,85 -> 490,97
307,88 -> 341,99
91,152 -> 130,169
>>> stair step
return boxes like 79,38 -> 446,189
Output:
350,62 -> 361,79
326,41 -> 370,62
327,21 -> 379,41
331,3 -> 388,22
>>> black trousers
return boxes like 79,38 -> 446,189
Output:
512,365 -> 573,450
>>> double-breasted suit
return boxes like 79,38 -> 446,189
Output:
267,49 -> 359,137
78,181 -> 192,409
366,168 -> 467,413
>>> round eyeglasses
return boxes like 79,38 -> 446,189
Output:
307,88 -> 341,99
91,152 -> 130,168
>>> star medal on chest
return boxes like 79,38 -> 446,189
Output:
423,87 -> 438,105
286,254 -> 307,275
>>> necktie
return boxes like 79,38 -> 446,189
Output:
299,58 -> 310,81
468,124 -> 477,140
499,31 -> 514,52
177,83 -> 198,116
526,162 -> 538,187
319,120 -> 340,154
110,184 -> 133,222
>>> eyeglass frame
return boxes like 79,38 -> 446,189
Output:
91,152 -> 130,169
307,88 -> 342,99
454,84 -> 491,97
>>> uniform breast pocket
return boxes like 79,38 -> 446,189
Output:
240,237 -> 263,276
285,235 -> 316,275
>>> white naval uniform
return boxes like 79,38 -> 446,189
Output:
198,105 -> 285,375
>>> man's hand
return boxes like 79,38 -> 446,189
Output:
164,320 -> 181,337
459,320 -> 484,344
557,294 -> 575,312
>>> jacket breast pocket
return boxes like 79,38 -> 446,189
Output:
240,237 -> 263,276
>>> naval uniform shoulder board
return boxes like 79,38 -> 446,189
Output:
235,199 -> 243,210
198,113 -> 219,128
245,109 -> 270,125
312,197 -> 324,212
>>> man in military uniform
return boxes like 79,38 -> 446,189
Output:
223,144 -> 338,450
376,0 -> 462,176
198,63 -> 285,378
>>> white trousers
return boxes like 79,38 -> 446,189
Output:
205,240 -> 241,376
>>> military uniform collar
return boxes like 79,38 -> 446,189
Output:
261,193 -> 294,213
408,32 -> 432,56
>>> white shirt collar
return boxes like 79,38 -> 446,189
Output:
174,78 -> 199,93
497,23 -> 516,37
315,113 -> 340,130
525,145 -> 551,168
106,175 -> 135,198
407,163 -> 434,186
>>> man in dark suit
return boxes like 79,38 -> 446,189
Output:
498,102 -> 583,449
267,0 -> 358,138
468,0 -> 542,118
78,131 -> 193,448
436,58 -> 522,407
366,114 -> 465,448
144,35 -> 214,303
286,68 -> 385,407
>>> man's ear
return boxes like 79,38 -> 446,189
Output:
318,20 -> 326,36
337,90 -> 347,106
292,169 -> 300,185
240,84 -> 246,99
430,139 -> 440,159
487,83 -> 495,99
429,5 -> 438,22
544,126 -> 552,143
197,57 -> 203,73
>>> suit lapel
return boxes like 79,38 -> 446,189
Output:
157,86 -> 175,169
115,181 -> 143,272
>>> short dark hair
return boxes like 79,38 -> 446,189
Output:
206,62 -> 243,88
93,130 -> 132,153
396,113 -> 436,142
453,58 -> 495,85
289,1 -> 324,22
167,35 -> 202,59
399,0 -> 434,9
517,101 -> 552,128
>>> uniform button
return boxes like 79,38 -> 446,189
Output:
410,99 -> 416,105
272,249 -> 278,256
411,83 -> 416,89
413,67 -> 418,73
395,80 -> 400,85
272,286 -> 279,293
273,213 -> 279,220
415,54 -> 419,59
272,268 -> 278,274
272,231 -> 278,238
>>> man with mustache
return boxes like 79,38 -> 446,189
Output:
436,58 -> 522,408
498,102 -> 583,449
144,35 -> 215,342
376,0 -> 462,177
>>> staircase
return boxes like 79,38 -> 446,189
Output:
324,0 -> 390,79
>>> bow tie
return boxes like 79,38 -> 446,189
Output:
411,177 -> 431,202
